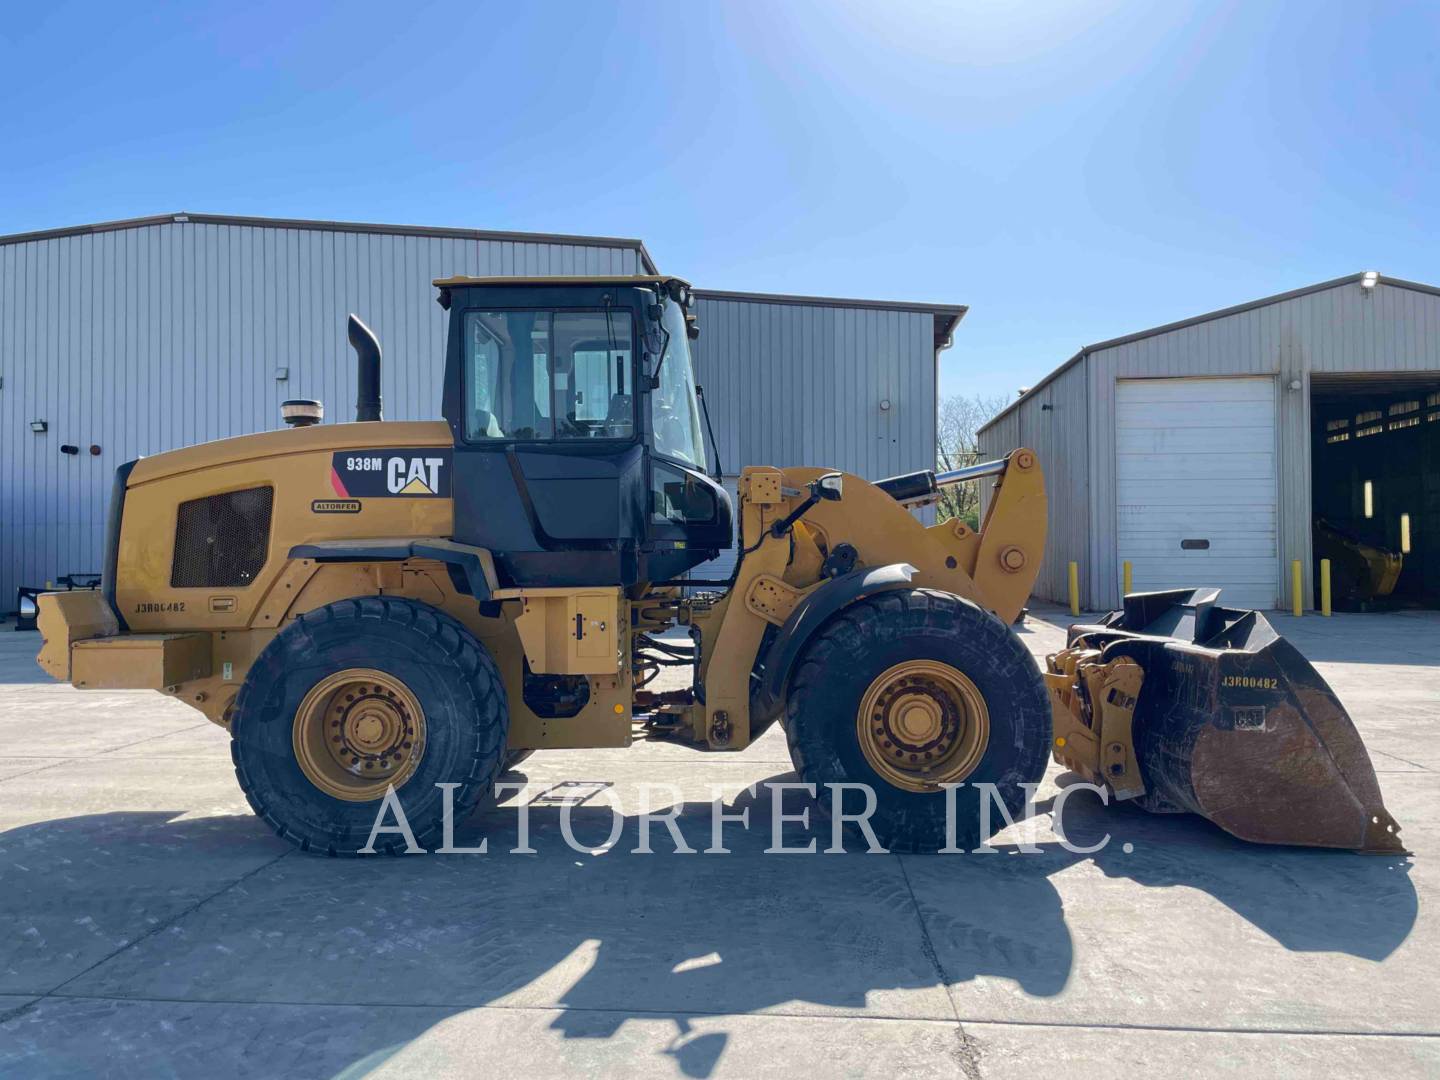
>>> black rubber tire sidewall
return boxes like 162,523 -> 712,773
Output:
231,596 -> 507,856
784,588 -> 1051,851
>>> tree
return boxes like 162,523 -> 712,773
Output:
935,392 -> 1010,528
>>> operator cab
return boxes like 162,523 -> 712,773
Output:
437,275 -> 732,588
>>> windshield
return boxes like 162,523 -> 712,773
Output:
650,299 -> 706,467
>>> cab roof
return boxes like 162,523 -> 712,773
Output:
433,274 -> 689,289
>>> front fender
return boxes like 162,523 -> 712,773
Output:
750,562 -> 918,722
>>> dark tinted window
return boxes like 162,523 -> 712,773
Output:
464,309 -> 633,442
651,461 -> 718,526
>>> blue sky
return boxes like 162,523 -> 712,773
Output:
2,1 -> 1436,402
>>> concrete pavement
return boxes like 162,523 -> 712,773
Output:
0,607 -> 1435,1078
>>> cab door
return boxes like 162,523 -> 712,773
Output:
444,292 -> 649,586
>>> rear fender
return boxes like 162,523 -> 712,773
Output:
288,538 -> 498,601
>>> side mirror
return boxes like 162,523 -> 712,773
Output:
813,473 -> 844,501
771,472 -> 844,539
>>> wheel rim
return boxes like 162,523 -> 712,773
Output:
856,660 -> 990,792
292,668 -> 427,802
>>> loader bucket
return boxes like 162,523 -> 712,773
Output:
1062,589 -> 1405,853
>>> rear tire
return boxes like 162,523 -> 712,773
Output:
503,749 -> 534,773
784,589 -> 1050,851
231,597 -> 508,855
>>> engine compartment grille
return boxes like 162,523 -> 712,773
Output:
171,486 -> 274,588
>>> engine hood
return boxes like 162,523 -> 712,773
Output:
128,421 -> 452,487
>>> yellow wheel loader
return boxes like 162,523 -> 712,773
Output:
35,275 -> 1403,855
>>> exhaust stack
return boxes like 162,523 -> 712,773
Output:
348,314 -> 383,422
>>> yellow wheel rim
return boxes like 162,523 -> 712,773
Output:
292,668 -> 427,802
856,660 -> 990,792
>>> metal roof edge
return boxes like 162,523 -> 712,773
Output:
976,348 -> 1088,436
978,271 -> 1440,436
693,286 -> 967,319
1076,272 -> 1368,355
694,287 -> 966,349
0,211 -> 654,259
634,240 -> 660,275
1373,274 -> 1440,301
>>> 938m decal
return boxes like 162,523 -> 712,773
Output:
331,450 -> 452,498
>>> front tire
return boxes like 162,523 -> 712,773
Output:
784,589 -> 1050,851
231,597 -> 508,855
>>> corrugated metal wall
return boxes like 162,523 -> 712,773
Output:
692,296 -> 936,476
1088,279 -> 1440,609
0,219 -> 644,606
0,219 -> 945,606
690,295 -> 941,580
978,359 -> 1091,607
981,277 -> 1440,610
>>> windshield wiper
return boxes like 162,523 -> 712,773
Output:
647,308 -> 670,388
696,384 -> 723,481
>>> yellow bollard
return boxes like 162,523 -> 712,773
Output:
1320,558 -> 1332,616
1292,559 -> 1303,617
1068,561 -> 1080,617
1122,560 -> 1132,597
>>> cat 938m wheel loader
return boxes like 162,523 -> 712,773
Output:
36,275 -> 1403,855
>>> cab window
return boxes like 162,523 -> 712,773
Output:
464,309 -> 633,442
651,460 -> 718,526
650,300 -> 706,467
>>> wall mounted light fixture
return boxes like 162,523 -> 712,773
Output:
30,419 -> 47,433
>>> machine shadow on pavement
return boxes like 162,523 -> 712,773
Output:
0,773 -> 1417,1078
1034,777 -> 1417,960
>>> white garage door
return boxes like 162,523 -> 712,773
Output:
1117,377 -> 1278,609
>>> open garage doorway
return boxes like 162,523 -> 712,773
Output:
1311,374 -> 1440,610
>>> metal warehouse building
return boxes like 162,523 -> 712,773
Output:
979,272 -> 1440,612
0,212 -> 963,607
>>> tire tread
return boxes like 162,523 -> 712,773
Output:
232,596 -> 507,857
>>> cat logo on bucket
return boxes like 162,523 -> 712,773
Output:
330,450 -> 452,499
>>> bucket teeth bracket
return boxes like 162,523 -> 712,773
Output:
1046,651 -> 1146,801
1095,658 -> 1145,800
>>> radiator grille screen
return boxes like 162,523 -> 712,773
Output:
171,486 -> 274,588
